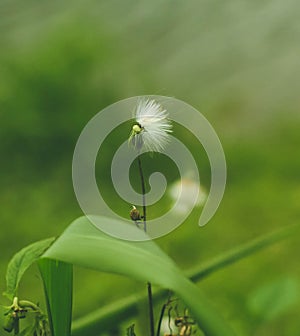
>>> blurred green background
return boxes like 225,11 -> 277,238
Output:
1,1 -> 300,335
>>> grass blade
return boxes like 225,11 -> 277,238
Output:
38,259 -> 73,336
187,224 -> 300,282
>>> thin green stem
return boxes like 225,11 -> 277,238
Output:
14,321 -> 19,335
137,154 -> 154,336
156,293 -> 172,336
137,155 -> 147,232
147,282 -> 155,336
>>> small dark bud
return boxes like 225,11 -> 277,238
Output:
130,206 -> 141,221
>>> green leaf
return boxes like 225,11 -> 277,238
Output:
3,238 -> 55,300
71,223 -> 298,336
186,224 -> 300,282
38,259 -> 73,336
42,216 -> 235,336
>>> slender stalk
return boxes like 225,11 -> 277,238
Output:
137,154 -> 154,336
147,282 -> 155,336
137,155 -> 147,232
156,303 -> 167,336
14,320 -> 19,335
156,293 -> 173,336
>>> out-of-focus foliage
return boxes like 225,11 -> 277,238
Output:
0,1 -> 299,335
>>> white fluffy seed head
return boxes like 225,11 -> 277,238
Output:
130,99 -> 172,152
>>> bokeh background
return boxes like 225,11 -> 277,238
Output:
1,1 -> 300,335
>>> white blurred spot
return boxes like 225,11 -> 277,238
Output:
168,176 -> 207,215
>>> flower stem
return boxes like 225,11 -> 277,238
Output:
137,155 -> 147,232
147,282 -> 155,336
136,154 -> 154,336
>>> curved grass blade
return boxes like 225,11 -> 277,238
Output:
187,223 -> 300,282
42,216 -> 235,336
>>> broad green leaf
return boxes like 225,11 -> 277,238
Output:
3,238 -> 55,300
38,259 -> 73,336
42,216 -> 235,336
71,223 -> 298,336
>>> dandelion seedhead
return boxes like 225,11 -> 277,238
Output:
129,99 -> 172,152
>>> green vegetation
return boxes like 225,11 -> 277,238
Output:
1,1 -> 299,335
